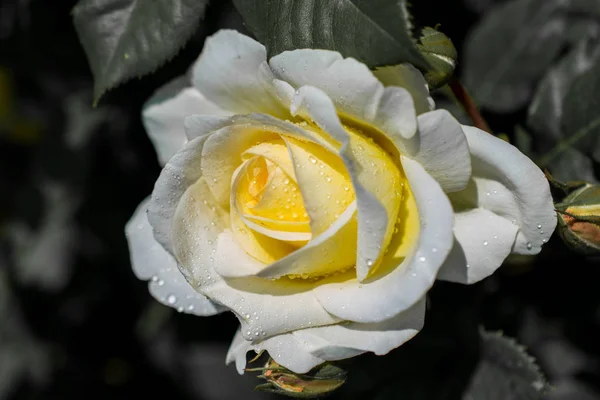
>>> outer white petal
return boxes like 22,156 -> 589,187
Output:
192,30 -> 288,118
270,50 -> 418,145
413,110 -> 472,193
172,178 -> 341,340
226,329 -> 326,375
437,209 -> 519,284
460,126 -> 556,254
148,135 -> 210,254
313,157 -> 454,323
373,64 -> 434,115
226,298 -> 425,374
226,329 -> 254,375
125,198 -> 224,316
142,76 -> 230,166
292,297 -> 425,360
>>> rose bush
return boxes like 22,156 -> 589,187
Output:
125,30 -> 556,374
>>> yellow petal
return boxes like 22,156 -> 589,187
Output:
282,136 -> 355,237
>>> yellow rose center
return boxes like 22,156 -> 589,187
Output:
229,121 -> 413,280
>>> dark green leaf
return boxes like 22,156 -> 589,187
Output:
560,54 -> 600,164
72,0 -> 209,103
551,148 -> 597,183
463,0 -> 598,113
462,330 -> 548,400
232,0 -> 428,70
529,36 -> 600,142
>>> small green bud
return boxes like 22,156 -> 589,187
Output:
417,26 -> 457,89
550,172 -> 600,255
250,358 -> 346,398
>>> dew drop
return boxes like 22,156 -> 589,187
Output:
537,224 -> 542,229
526,242 -> 533,250
419,256 -> 426,262
167,294 -> 177,305
483,241 -> 488,246
308,156 -> 317,164
366,259 -> 373,267
157,279 -> 165,286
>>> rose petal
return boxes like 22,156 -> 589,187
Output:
281,136 -> 354,236
229,159 -> 300,265
270,50 -> 418,143
192,114 -> 325,208
313,157 -> 454,323
173,178 -> 341,340
125,198 -> 224,316
437,208 -> 519,284
187,113 -> 355,245
192,30 -> 288,118
452,126 -> 556,254
148,135 -> 209,254
412,110 -> 471,193
142,76 -> 230,166
290,86 -> 404,281
256,202 -> 358,279
226,329 -> 326,375
373,64 -> 434,115
292,296 -> 424,360
226,297 -> 425,374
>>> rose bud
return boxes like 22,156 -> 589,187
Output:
251,359 -> 346,398
555,183 -> 600,255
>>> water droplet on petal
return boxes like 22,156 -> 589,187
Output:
167,294 -> 177,305
526,242 -> 533,250
483,241 -> 488,246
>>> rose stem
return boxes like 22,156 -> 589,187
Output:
448,77 -> 493,134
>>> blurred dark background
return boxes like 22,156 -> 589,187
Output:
1,0 -> 599,399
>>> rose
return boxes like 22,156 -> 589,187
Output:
125,29 -> 556,374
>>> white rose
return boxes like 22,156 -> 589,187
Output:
125,30 -> 556,374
